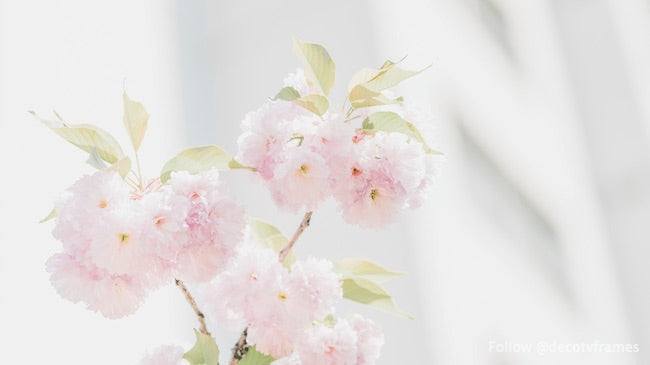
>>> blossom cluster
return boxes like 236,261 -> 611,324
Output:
236,69 -> 438,228
199,242 -> 383,363
47,170 -> 245,318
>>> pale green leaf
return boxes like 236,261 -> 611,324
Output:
123,92 -> 149,151
349,85 -> 403,109
341,277 -> 413,319
183,329 -> 219,365
273,86 -> 329,116
86,148 -> 107,170
247,218 -> 295,267
239,346 -> 275,365
293,37 -> 336,95
107,157 -> 132,179
39,208 -> 57,223
228,159 -> 256,171
334,258 -> 406,282
364,64 -> 429,92
347,59 -> 428,107
347,68 -> 381,93
30,111 -> 125,163
362,112 -> 442,155
273,86 -> 300,101
160,145 -> 233,183
292,94 -> 329,116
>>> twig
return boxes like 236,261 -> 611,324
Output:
279,211 -> 313,262
230,211 -> 314,363
229,328 -> 249,365
175,278 -> 210,336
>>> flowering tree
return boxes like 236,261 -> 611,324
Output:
35,38 -> 441,365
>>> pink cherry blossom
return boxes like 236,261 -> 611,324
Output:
347,314 -> 384,365
268,147 -> 330,213
296,321 -> 359,365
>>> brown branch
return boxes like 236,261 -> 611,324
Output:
229,328 -> 249,365
279,211 -> 313,262
175,278 -> 210,336
230,211 -> 314,364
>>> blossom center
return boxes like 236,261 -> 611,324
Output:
119,233 -> 131,246
299,164 -> 309,174
278,292 -> 288,301
369,188 -> 379,201
98,200 -> 108,208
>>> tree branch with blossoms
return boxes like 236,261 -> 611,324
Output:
35,37 -> 441,365
230,210 -> 314,364
176,279 -> 210,336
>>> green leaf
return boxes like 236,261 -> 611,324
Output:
342,277 -> 413,319
362,112 -> 441,155
347,59 -> 428,107
160,145 -> 233,183
228,159 -> 256,171
107,157 -> 132,179
292,94 -> 329,116
273,86 -> 301,101
293,37 -> 336,96
238,346 -> 275,365
273,86 -> 330,116
247,218 -> 295,268
349,85 -> 403,109
86,148 -> 108,170
30,111 -> 125,163
183,329 -> 220,365
334,258 -> 406,282
39,208 -> 57,223
364,64 -> 428,92
123,92 -> 149,151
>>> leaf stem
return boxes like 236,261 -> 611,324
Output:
175,278 -> 211,336
230,211 -> 314,363
134,151 -> 144,191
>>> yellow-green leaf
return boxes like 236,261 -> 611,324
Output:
239,346 -> 275,365
347,59 -> 429,107
362,112 -> 441,155
247,218 -> 295,268
363,64 -> 429,92
39,208 -> 57,223
86,148 -> 108,170
31,111 -> 125,163
293,37 -> 336,96
273,86 -> 301,101
334,258 -> 406,282
160,145 -> 233,183
273,86 -> 329,116
349,85 -> 403,109
293,94 -> 329,116
123,92 -> 149,151
183,329 -> 219,365
107,157 -> 132,179
341,277 -> 413,319
228,159 -> 256,171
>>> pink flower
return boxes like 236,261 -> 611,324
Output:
167,171 -> 246,283
46,252 -> 146,319
140,345 -> 187,365
203,245 -> 343,358
267,148 -> 330,212
296,321 -> 358,365
288,258 -> 342,319
347,314 -> 384,365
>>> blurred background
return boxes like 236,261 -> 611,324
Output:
1,0 -> 649,364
